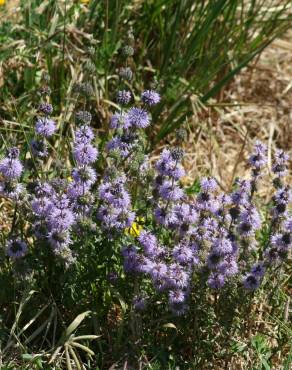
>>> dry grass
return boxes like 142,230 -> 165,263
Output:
182,30 -> 292,193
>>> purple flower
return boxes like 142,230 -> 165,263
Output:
285,217 -> 292,232
272,149 -> 289,178
249,141 -> 267,169
38,103 -> 53,115
172,242 -> 194,265
238,205 -> 261,236
212,237 -> 233,255
207,251 -> 223,269
250,262 -> 265,277
75,111 -> 92,125
141,90 -> 160,106
208,273 -> 225,289
150,262 -> 168,281
73,143 -> 98,165
155,149 -> 185,180
48,207 -> 75,232
31,197 -> 53,217
75,125 -> 94,144
200,177 -> 217,193
35,117 -> 56,137
128,107 -> 150,128
0,155 -> 23,179
218,257 -> 238,277
6,239 -> 28,259
231,179 -> 251,206
110,112 -> 131,130
116,90 -> 131,105
72,166 -> 96,188
138,230 -> 158,257
158,181 -> 184,201
30,139 -> 48,158
168,290 -> 186,304
243,274 -> 260,290
0,181 -> 24,200
48,230 -> 71,250
167,263 -> 189,289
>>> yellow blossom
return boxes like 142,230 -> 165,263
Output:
124,217 -> 145,237
0,0 -> 6,6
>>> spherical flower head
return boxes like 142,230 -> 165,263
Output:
116,90 -> 131,105
218,258 -> 238,277
75,125 -> 94,144
48,230 -> 71,250
6,239 -> 28,259
128,107 -> 150,128
207,251 -> 222,269
154,206 -> 177,227
168,290 -> 186,304
73,143 -> 98,165
48,207 -> 75,232
248,140 -> 267,169
0,156 -> 23,179
138,230 -> 158,257
173,242 -> 193,264
75,111 -> 92,125
31,196 -> 53,217
150,262 -> 168,281
250,262 -> 265,277
200,177 -> 217,193
141,90 -> 161,106
238,205 -> 261,236
30,139 -> 48,158
38,103 -> 53,115
168,263 -> 189,289
72,166 -> 96,187
155,148 -> 185,180
231,179 -> 251,206
272,149 -> 289,177
243,274 -> 260,290
0,181 -> 24,200
213,237 -> 233,255
158,181 -> 184,201
110,112 -> 131,130
35,117 -> 56,137
172,203 -> 198,225
7,147 -> 20,159
207,273 -> 225,289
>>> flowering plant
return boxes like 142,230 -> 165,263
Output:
1,77 -> 290,315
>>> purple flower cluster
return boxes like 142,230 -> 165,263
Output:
106,89 -> 160,159
0,148 -> 24,200
31,182 -> 75,250
69,125 -> 97,218
97,174 -> 135,231
121,140 -> 290,314
6,239 -> 28,259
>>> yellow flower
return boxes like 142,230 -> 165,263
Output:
0,0 -> 6,6
80,0 -> 90,3
124,217 -> 145,237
